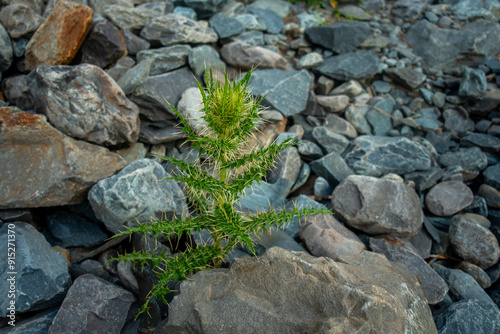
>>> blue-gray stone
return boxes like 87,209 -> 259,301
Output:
188,45 -> 225,77
461,132 -> 500,152
88,159 -> 188,234
366,95 -> 394,136
0,222 -> 71,317
281,195 -> 326,238
419,88 -> 434,104
290,162 -> 311,194
0,307 -> 59,334
0,23 -> 12,72
391,0 -> 428,20
246,7 -> 284,34
305,21 -> 372,54
453,0 -> 500,21
439,147 -> 488,171
236,178 -> 291,215
459,67 -> 487,99
182,0 -> 226,19
267,147 -> 301,195
44,211 -> 108,248
173,6 -> 197,20
443,108 -> 475,136
314,177 -> 333,197
385,67 -> 427,90
122,29 -> 150,56
404,167 -> 444,192
209,12 -> 245,39
117,58 -> 154,95
310,151 -> 353,187
297,139 -> 324,160
247,69 -> 312,116
316,50 -> 380,81
344,136 -> 431,177
372,80 -> 391,94
484,164 -> 500,189
296,12 -> 321,30
136,44 -> 191,76
12,38 -> 27,58
312,126 -> 350,155
230,30 -> 265,46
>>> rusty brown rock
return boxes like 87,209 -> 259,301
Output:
24,1 -> 94,71
0,107 -> 127,209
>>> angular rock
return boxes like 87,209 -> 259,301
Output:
332,175 -> 423,237
102,4 -> 149,31
385,67 -> 427,90
130,67 -> 198,122
439,147 -> 488,171
246,7 -> 284,34
267,147 -> 301,194
24,1 -> 93,71
370,236 -> 448,304
289,162 -> 310,194
158,247 -> 437,334
449,214 -> 500,269
247,0 -> 292,18
297,52 -> 323,69
221,42 -> 287,71
391,0 -> 428,20
313,176 -> 333,197
425,181 -> 474,217
236,178 -> 291,215
316,95 -> 349,113
305,21 -> 372,54
140,14 -> 218,46
0,3 -> 43,39
247,69 -> 312,116
0,222 -> 71,317
484,164 -> 500,189
88,158 -> 187,234
182,0 -> 226,19
315,50 -> 380,81
310,151 -> 353,187
325,115 -> 358,139
459,66 -> 487,99
209,12 -> 244,39
1,74 -> 34,110
0,23 -> 12,73
344,135 -> 431,177
235,14 -> 266,31
122,28 -> 150,56
44,0 -> 90,16
453,0 -> 500,21
461,132 -> 500,153
136,44 -> 190,76
188,44 -> 225,77
311,126 -> 350,154
456,261 -> 492,289
0,108 -> 127,208
0,307 -> 58,334
406,19 -> 500,70
345,104 -> 372,134
300,214 -> 366,259
48,274 -> 135,334
28,64 -> 140,146
366,95 -> 394,136
77,18 -> 127,69
404,167 -> 444,192
297,139 -> 323,160
116,58 -> 154,96
443,108 -> 475,136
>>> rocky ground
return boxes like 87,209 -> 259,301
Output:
1,0 -> 500,333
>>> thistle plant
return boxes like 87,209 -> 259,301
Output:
110,68 -> 330,316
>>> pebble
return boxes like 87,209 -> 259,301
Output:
425,181 -> 474,217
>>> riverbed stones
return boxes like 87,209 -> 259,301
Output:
0,107 -> 127,209
332,175 -> 423,237
425,181 -> 474,217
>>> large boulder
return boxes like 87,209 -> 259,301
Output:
157,247 -> 437,334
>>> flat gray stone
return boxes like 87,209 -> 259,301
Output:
310,151 -> 353,187
439,147 -> 488,171
209,12 -> 244,38
312,126 -> 350,155
305,21 -> 372,53
136,44 -> 191,76
221,42 -> 287,71
425,181 -> 474,217
316,50 -> 380,81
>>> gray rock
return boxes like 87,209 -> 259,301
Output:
443,108 -> 475,136
173,6 -> 197,20
305,21 -> 372,54
344,136 -> 431,177
484,164 -> 500,189
140,14 -> 218,46
315,95 -> 349,113
267,147 -> 301,194
0,4 -> 43,39
325,115 -> 357,139
313,176 -> 333,197
116,58 -> 154,96
310,151 -> 353,187
366,95 -> 395,136
0,222 -> 71,317
182,0 -> 226,19
158,247 -> 437,334
48,274 -> 135,334
246,7 -> 283,34
391,0 -> 428,20
122,28 -> 150,56
312,126 -> 350,155
477,184 -> 500,209
404,167 -> 444,192
369,236 -> 448,304
44,211 -> 108,248
439,147 -> 488,171
46,0 -> 90,16
345,104 -> 372,134
1,74 -> 34,110
0,23 -> 12,73
231,30 -> 265,46
0,307 -> 58,334
209,12 -> 244,39
449,214 -> 500,269
176,87 -> 206,135
300,214 -> 366,259
425,181 -> 474,217
456,261 -> 492,289
88,159 -> 188,234
332,175 -> 423,237
236,178 -> 291,215
136,44 -> 191,76
385,67 -> 427,90
461,132 -> 500,152
297,52 -> 323,69
316,50 -> 380,81
103,5 -> 150,31
459,66 -> 488,99
188,45 -> 225,77
221,42 -> 287,71
406,19 -> 500,70
28,64 -> 140,147
247,69 -> 312,117
281,195 -> 325,238
130,67 -> 198,122
0,108 -> 127,209
453,0 -> 500,21
247,0 -> 292,18
234,13 -> 266,31
139,121 -> 187,144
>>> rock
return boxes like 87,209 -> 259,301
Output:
140,14 -> 218,46
313,176 -> 333,196
443,108 -> 475,136
316,50 -> 380,81
404,167 -> 444,192
332,175 -> 423,237
24,1 -> 93,71
158,247 -> 437,334
345,104 -> 372,134
385,67 -> 427,90
290,163 -> 310,194
0,3 -> 43,39
281,195 -> 325,238
484,164 -> 500,189
477,184 -> 500,209
267,147 -> 301,194
48,274 -> 135,334
136,44 -> 190,76
220,42 -> 287,71
449,214 -> 500,269
130,67 -> 198,122
297,139 -> 323,160
0,222 -> 71,317
231,30 -> 265,46
0,307 -> 58,334
316,95 -> 349,113
246,7 -> 283,34
439,147 -> 488,172
310,151 -> 353,187
44,210 -> 108,248
300,214 -> 366,259
1,74 -> 34,110
0,23 -> 12,73
28,64 -> 140,146
236,178 -> 291,215
330,80 -> 364,97
235,14 -> 266,31
459,66 -> 487,99
433,299 -> 500,334
247,69 -> 312,117
344,136 -> 431,177
312,126 -> 350,155
0,108 -> 127,208
45,0 -> 90,16
455,262 -> 492,289
77,18 -> 127,69
182,0 -> 226,19
102,5 -> 148,31
453,0 -> 500,21
241,229 -> 306,256
461,132 -> 500,152
116,58 -> 154,96
209,12 -> 244,39
122,28 -> 149,56
188,44 -> 225,77
425,181 -> 474,217
247,0 -> 292,18
366,95 -> 394,136
369,236 -> 448,304
406,19 -> 500,70
297,52 -> 323,69
173,6 -> 197,20
305,21 -> 372,53
176,87 -> 206,135
391,0 -> 427,20
325,115 -> 358,139
88,158 -> 187,234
